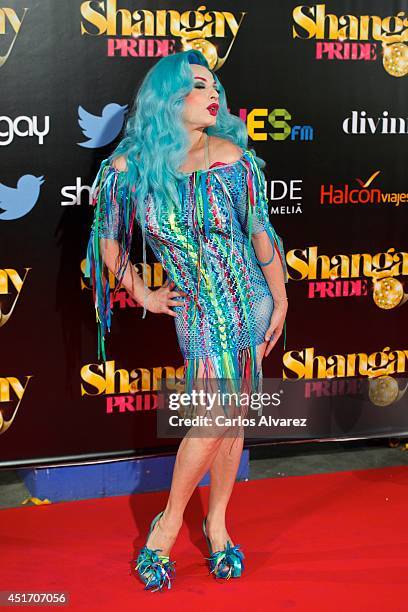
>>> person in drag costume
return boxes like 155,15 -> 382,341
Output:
85,49 -> 288,591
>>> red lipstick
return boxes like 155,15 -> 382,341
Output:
207,103 -> 219,116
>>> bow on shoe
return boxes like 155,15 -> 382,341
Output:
135,546 -> 176,592
206,540 -> 245,579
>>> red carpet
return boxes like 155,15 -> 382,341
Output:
2,465 -> 408,611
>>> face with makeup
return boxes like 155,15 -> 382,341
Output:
182,64 -> 220,129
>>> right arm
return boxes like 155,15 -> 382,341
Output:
100,236 -> 185,317
100,155 -> 186,316
85,155 -> 186,360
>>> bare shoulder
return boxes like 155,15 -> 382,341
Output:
209,136 -> 243,164
111,155 -> 128,172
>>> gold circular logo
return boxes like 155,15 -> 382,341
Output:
383,43 -> 408,77
181,38 -> 219,70
369,375 -> 400,406
373,277 -> 404,309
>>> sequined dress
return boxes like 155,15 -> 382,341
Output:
85,137 -> 288,395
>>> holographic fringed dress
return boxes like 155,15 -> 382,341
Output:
85,144 -> 288,398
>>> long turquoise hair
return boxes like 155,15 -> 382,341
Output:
106,49 -> 256,227
87,50 -> 282,361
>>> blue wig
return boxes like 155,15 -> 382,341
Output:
106,49 -> 253,228
86,50 -> 272,360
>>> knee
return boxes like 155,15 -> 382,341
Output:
193,435 -> 224,453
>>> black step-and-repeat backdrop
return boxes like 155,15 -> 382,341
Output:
1,1 -> 407,467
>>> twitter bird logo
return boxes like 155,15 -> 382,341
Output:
77,103 -> 128,148
0,175 -> 45,221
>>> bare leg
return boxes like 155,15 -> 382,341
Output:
206,341 -> 268,551
144,359 -> 228,556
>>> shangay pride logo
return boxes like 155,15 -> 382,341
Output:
80,1 -> 246,69
292,4 -> 408,77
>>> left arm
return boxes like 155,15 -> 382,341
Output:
226,144 -> 289,355
252,230 -> 288,357
252,230 -> 287,302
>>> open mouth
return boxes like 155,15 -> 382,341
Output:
207,104 -> 219,116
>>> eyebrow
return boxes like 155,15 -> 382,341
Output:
194,76 -> 217,86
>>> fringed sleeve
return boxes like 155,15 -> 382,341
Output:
84,158 -> 139,362
240,150 -> 289,350
241,150 -> 289,283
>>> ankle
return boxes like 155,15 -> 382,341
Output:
160,509 -> 183,529
206,512 -> 227,531
207,507 -> 226,521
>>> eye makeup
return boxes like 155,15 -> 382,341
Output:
194,76 -> 220,92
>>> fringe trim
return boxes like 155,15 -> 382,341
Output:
181,344 -> 264,456
243,150 -> 289,284
182,344 -> 262,409
84,159 -> 140,362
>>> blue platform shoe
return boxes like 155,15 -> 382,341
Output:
134,510 -> 176,592
202,516 -> 245,579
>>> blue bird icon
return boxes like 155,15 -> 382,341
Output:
77,103 -> 128,148
0,175 -> 45,221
